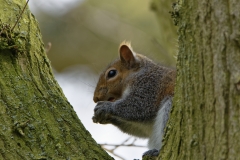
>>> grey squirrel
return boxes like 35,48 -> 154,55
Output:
92,42 -> 176,158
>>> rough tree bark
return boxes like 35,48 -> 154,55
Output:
0,0 -> 112,159
153,0 -> 240,160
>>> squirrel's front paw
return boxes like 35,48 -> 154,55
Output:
92,101 -> 112,124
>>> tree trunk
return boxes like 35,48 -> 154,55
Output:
0,0 -> 112,159
156,0 -> 240,160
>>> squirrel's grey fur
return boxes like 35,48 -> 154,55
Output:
93,42 -> 176,157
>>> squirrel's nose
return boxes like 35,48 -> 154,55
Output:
93,97 -> 99,103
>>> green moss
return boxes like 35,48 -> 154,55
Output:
0,0 -> 113,159
0,21 -> 27,53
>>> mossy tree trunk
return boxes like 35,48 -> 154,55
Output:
0,0 -> 112,159
152,0 -> 240,160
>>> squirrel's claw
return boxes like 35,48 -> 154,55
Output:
92,101 -> 112,124
92,116 -> 98,123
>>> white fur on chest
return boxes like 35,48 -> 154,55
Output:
119,119 -> 154,138
148,97 -> 172,150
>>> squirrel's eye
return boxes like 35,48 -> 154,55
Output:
107,70 -> 117,78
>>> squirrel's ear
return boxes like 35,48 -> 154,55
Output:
119,43 -> 136,66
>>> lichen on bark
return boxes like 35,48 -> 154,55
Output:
155,0 -> 240,160
0,0 -> 112,159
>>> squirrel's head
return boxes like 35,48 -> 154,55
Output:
93,42 -> 143,103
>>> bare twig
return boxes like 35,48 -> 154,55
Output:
102,147 -> 125,160
100,137 -> 147,160
100,143 -> 146,148
110,137 -> 131,151
11,0 -> 30,31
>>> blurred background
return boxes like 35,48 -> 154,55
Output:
29,0 -> 177,159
